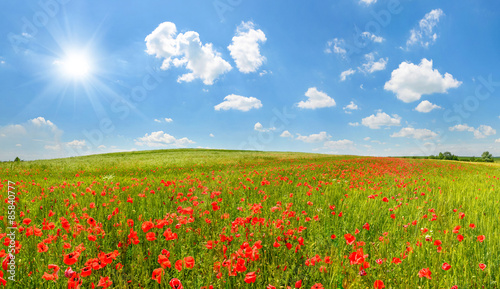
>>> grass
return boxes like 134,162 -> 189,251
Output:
0,149 -> 499,288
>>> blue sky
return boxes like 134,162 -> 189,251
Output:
1,0 -> 499,161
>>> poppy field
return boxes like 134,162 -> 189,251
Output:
0,149 -> 499,288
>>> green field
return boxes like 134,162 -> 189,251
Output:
1,149 -> 499,288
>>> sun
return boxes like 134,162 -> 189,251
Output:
55,51 -> 92,79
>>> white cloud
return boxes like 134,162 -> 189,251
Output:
359,0 -> 377,5
361,32 -> 384,43
449,124 -> 496,139
348,122 -> 360,127
391,127 -> 438,140
364,137 -> 371,141
228,21 -> 267,73
135,131 -> 195,147
407,9 -> 444,48
296,131 -> 330,143
154,118 -> 173,123
325,38 -> 346,57
145,21 -> 232,85
384,59 -> 461,103
360,53 -> 387,73
495,138 -> 500,143
297,87 -> 336,109
343,101 -> 359,114
415,100 -> 441,113
323,139 -> 354,150
280,130 -> 293,138
209,133 -> 215,138
214,94 -> 263,111
340,69 -> 356,81
361,111 -> 401,129
66,140 -> 87,149
254,122 -> 276,132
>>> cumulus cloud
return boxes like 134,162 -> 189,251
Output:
359,0 -> 377,5
228,21 -> 267,73
384,59 -> 461,103
209,133 -> 215,137
145,22 -> 232,85
296,131 -> 330,143
407,9 -> 444,48
340,69 -> 356,81
415,100 -> 441,113
66,140 -> 87,149
344,101 -> 359,113
154,118 -> 173,123
297,87 -> 336,109
280,130 -> 293,138
254,122 -> 276,132
348,122 -> 360,127
361,111 -> 401,129
359,53 -> 387,73
325,38 -> 346,57
495,138 -> 500,143
214,94 -> 263,111
323,139 -> 355,151
361,31 -> 384,43
450,124 -> 496,139
135,131 -> 195,147
391,127 -> 438,140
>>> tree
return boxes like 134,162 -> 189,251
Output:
438,152 -> 444,160
443,152 -> 453,160
14,157 -> 21,162
481,151 -> 493,162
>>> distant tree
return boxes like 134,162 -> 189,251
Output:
470,156 -> 476,162
443,152 -> 453,160
481,151 -> 493,162
14,157 -> 21,162
438,152 -> 444,160
452,155 -> 459,161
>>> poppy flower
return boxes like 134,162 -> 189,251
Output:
479,263 -> 486,270
311,283 -> 324,289
175,259 -> 183,272
37,242 -> 48,253
344,234 -> 355,245
267,285 -> 277,289
65,267 -> 75,278
295,280 -> 303,288
64,252 -> 79,266
81,266 -> 92,277
146,232 -> 156,241
418,268 -> 432,279
442,263 -> 451,271
244,272 -> 256,284
374,280 -> 385,289
169,278 -> 183,289
184,256 -> 195,269
477,235 -> 485,242
152,268 -> 164,284
87,218 -> 96,227
97,276 -> 112,289
457,235 -> 464,242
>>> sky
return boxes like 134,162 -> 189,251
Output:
1,0 -> 499,161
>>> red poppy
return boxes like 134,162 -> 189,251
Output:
37,242 -> 48,253
175,259 -> 183,272
169,278 -> 183,289
97,276 -> 112,289
418,268 -> 432,279
442,263 -> 451,271
311,283 -> 324,289
81,266 -> 92,277
363,223 -> 370,230
479,263 -> 486,270
267,285 -> 277,289
457,235 -> 464,242
87,217 -> 96,227
295,280 -> 303,288
184,256 -> 195,269
244,272 -> 257,284
344,234 -> 355,245
152,268 -> 164,284
374,280 -> 385,289
64,252 -> 80,266
452,225 -> 461,234
477,235 -> 485,242
146,232 -> 156,241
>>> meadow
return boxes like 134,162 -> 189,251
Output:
0,149 -> 499,288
